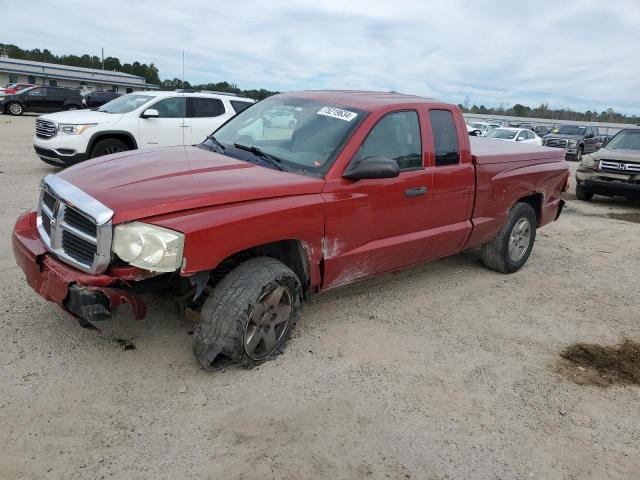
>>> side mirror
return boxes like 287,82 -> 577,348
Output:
585,133 -> 594,139
343,156 -> 400,180
141,108 -> 159,118
516,137 -> 525,142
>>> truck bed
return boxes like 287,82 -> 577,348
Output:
470,137 -> 565,164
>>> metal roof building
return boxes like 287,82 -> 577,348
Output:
0,57 -> 159,92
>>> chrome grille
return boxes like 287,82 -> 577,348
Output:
37,175 -> 113,274
545,138 -> 568,149
600,160 -> 640,174
35,119 -> 57,139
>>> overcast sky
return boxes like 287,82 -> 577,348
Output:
3,0 -> 640,114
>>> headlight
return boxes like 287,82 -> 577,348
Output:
59,123 -> 96,135
112,222 -> 184,272
567,140 -> 578,147
580,155 -> 595,169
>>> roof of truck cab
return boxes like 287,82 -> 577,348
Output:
286,90 -> 451,111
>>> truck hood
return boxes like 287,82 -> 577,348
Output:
544,133 -> 583,140
592,147 -> 640,162
39,110 -> 123,124
57,146 -> 325,223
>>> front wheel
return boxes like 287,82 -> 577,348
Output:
481,202 -> 537,274
90,138 -> 129,158
574,146 -> 583,162
193,257 -> 302,370
7,102 -> 24,116
576,184 -> 593,201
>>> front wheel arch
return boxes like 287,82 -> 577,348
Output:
86,131 -> 138,155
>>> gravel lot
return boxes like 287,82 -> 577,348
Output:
1,114 -> 639,480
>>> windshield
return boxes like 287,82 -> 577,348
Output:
469,123 -> 486,129
97,93 -> 154,113
487,129 -> 517,140
605,130 -> 640,150
557,125 -> 586,135
208,96 -> 366,176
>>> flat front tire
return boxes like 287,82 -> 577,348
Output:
193,257 -> 302,370
481,202 -> 537,274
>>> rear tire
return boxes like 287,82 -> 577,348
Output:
7,102 -> 24,116
481,202 -> 537,274
90,138 -> 129,158
576,184 -> 593,201
193,257 -> 302,370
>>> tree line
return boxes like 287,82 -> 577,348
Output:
1,44 -> 279,100
459,97 -> 640,125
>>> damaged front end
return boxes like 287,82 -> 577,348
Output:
13,210 -> 148,326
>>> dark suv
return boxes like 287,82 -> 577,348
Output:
81,91 -> 123,109
0,86 -> 84,116
543,125 -> 602,161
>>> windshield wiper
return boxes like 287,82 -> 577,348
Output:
233,143 -> 286,171
205,134 -> 226,153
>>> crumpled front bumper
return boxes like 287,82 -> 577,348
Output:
12,211 -> 146,324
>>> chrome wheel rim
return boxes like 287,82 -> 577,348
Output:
508,217 -> 532,262
102,146 -> 123,155
244,285 -> 293,360
9,104 -> 21,114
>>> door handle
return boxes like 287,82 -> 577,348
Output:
405,186 -> 427,197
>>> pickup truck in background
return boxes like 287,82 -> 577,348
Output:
543,124 -> 603,161
12,91 -> 569,370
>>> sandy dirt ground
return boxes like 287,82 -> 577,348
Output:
1,114 -> 639,480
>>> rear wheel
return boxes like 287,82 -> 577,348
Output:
576,184 -> 594,201
481,202 -> 537,273
193,257 -> 302,370
7,102 -> 24,116
90,138 -> 129,158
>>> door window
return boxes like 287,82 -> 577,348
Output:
429,110 -> 460,165
151,97 -> 186,118
354,111 -> 422,170
27,88 -> 47,96
189,97 -> 225,117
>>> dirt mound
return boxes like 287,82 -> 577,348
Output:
557,340 -> 640,387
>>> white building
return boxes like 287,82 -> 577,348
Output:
0,57 -> 158,93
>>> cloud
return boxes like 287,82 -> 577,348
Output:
3,0 -> 640,113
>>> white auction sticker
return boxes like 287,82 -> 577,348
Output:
317,106 -> 358,122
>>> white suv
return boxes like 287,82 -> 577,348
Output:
33,90 -> 255,167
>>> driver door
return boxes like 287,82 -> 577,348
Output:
321,110 -> 432,288
138,97 -> 186,147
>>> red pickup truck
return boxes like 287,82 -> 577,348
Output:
13,91 -> 569,369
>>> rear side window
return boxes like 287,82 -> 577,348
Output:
230,100 -> 253,113
190,97 -> 225,118
429,110 -> 460,166
354,110 -> 422,170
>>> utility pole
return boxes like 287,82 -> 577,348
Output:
101,47 -> 104,70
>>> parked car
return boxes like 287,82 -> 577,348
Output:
534,125 -> 551,137
543,125 -> 602,161
264,109 -> 297,128
575,128 -> 640,201
81,90 -> 123,108
0,86 -> 83,116
12,90 -> 569,370
486,127 -> 543,145
32,90 -> 255,166
468,121 -> 490,136
1,83 -> 35,95
466,124 -> 482,136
